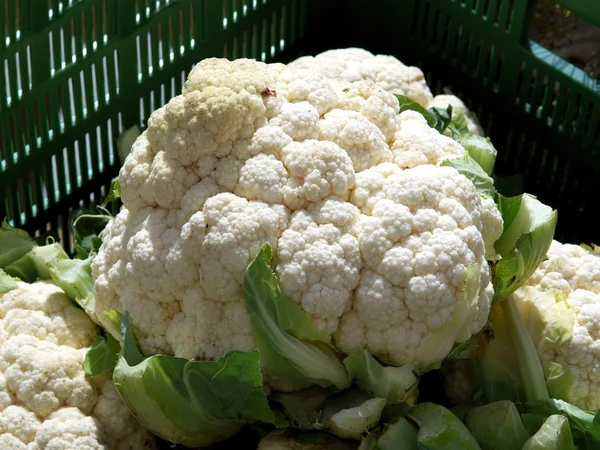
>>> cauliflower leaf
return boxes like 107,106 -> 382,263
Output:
492,194 -> 557,302
112,314 -> 279,448
343,351 -> 418,405
243,243 -> 350,391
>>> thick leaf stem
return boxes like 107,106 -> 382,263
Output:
502,295 -> 550,401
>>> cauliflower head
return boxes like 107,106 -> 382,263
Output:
92,57 -> 500,373
518,241 -> 600,411
0,281 -> 156,449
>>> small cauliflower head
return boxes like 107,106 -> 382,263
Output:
0,281 -> 156,450
517,241 -> 600,411
92,58 -> 497,373
288,48 -> 434,107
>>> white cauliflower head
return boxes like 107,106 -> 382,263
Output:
516,241 -> 600,411
92,57 -> 499,373
288,48 -> 434,107
0,281 -> 156,449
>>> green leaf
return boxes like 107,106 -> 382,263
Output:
464,400 -> 530,450
4,242 -> 69,283
502,295 -> 550,401
343,351 -> 418,405
326,398 -> 387,440
473,381 -> 521,404
395,94 -> 452,133
456,134 -> 497,176
520,399 -> 600,448
492,194 -> 557,302
428,105 -> 453,133
84,334 -> 120,377
364,417 -> 419,450
0,219 -> 37,269
116,125 -> 141,164
243,243 -> 350,391
407,403 -> 481,450
47,254 -> 101,324
270,387 -> 333,430
448,110 -> 470,138
101,178 -> 122,208
48,254 -> 94,301
446,322 -> 493,360
523,414 -> 576,450
120,313 -> 145,366
113,314 -> 277,448
103,309 -> 125,342
0,269 -> 19,293
440,154 -> 495,198
72,210 -> 111,258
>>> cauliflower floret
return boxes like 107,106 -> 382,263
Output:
276,198 -> 362,334
93,57 -> 498,373
0,281 -> 96,349
391,110 -> 466,168
518,241 -> 600,411
335,165 -> 493,368
289,48 -> 434,107
0,281 -> 156,449
318,109 -> 393,172
480,196 -> 504,260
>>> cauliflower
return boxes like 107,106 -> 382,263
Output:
518,241 -> 600,411
0,280 -> 156,449
444,241 -> 600,411
288,48 -> 434,107
92,57 -> 501,374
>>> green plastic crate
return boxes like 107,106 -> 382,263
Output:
1,0 -> 599,251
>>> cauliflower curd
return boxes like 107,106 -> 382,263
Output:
519,241 -> 600,411
0,281 -> 155,449
92,56 -> 503,372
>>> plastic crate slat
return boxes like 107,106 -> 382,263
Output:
6,0 -> 16,45
88,128 -> 100,179
10,183 -> 23,226
585,109 -> 600,149
24,104 -> 37,154
530,67 -> 548,116
51,27 -> 62,74
72,9 -> 82,62
468,34 -> 486,79
0,116 -> 14,169
24,170 -> 36,220
83,64 -> 95,116
540,75 -> 557,125
1,1 -> 7,52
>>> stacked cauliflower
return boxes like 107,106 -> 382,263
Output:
91,53 -> 503,374
0,281 -> 156,449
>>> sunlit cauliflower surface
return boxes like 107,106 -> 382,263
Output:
0,281 -> 156,450
92,57 -> 501,373
288,48 -> 434,107
518,241 -> 600,411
